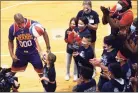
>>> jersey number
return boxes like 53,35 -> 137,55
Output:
19,40 -> 32,47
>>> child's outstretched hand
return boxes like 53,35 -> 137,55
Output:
39,52 -> 46,60
40,52 -> 48,62
40,77 -> 49,81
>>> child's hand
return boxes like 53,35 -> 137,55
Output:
46,49 -> 51,54
40,52 -> 46,59
40,52 -> 48,62
101,71 -> 111,80
89,58 -> 101,67
77,78 -> 83,85
14,80 -> 20,88
68,32 -> 75,44
40,77 -> 49,81
67,31 -> 72,34
130,77 -> 138,85
72,52 -> 79,57
40,77 -> 44,81
72,30 -> 78,37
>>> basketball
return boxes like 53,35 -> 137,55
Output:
29,23 -> 44,37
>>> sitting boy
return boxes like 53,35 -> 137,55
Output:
72,66 -> 96,92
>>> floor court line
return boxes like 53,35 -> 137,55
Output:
1,1 -> 33,11
1,1 -> 137,11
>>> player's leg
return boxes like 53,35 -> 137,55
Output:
65,53 -> 72,80
11,51 -> 28,73
29,52 -> 47,91
29,52 -> 43,75
11,51 -> 28,91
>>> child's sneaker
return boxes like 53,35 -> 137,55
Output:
65,74 -> 70,81
73,75 -> 78,82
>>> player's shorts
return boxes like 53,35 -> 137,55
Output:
11,50 -> 43,74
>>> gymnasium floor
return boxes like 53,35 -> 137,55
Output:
1,1 -> 137,92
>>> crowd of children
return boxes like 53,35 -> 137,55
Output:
64,0 -> 138,92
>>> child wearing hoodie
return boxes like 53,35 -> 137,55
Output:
101,63 -> 133,92
40,52 -> 57,92
115,50 -> 132,83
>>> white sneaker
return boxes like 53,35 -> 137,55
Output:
65,74 -> 70,81
73,75 -> 78,81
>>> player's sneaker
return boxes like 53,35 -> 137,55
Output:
65,74 -> 70,81
73,75 -> 78,82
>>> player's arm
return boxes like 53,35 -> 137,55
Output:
35,38 -> 42,53
102,14 -> 108,25
101,5 -> 116,25
101,8 -> 114,25
8,26 -> 19,62
43,29 -> 51,52
105,6 -> 121,29
107,11 -> 133,29
8,39 -> 14,58
8,26 -> 15,58
103,7 -> 119,29
35,32 -> 49,61
35,38 -> 48,62
101,6 -> 109,25
125,40 -> 138,53
106,16 -> 120,29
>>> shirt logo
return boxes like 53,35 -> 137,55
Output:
24,50 -> 28,53
80,51 -> 85,59
102,55 -> 108,66
17,33 -> 33,41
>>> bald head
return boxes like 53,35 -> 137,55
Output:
14,13 -> 24,23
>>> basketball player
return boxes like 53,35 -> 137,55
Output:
8,13 -> 50,90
